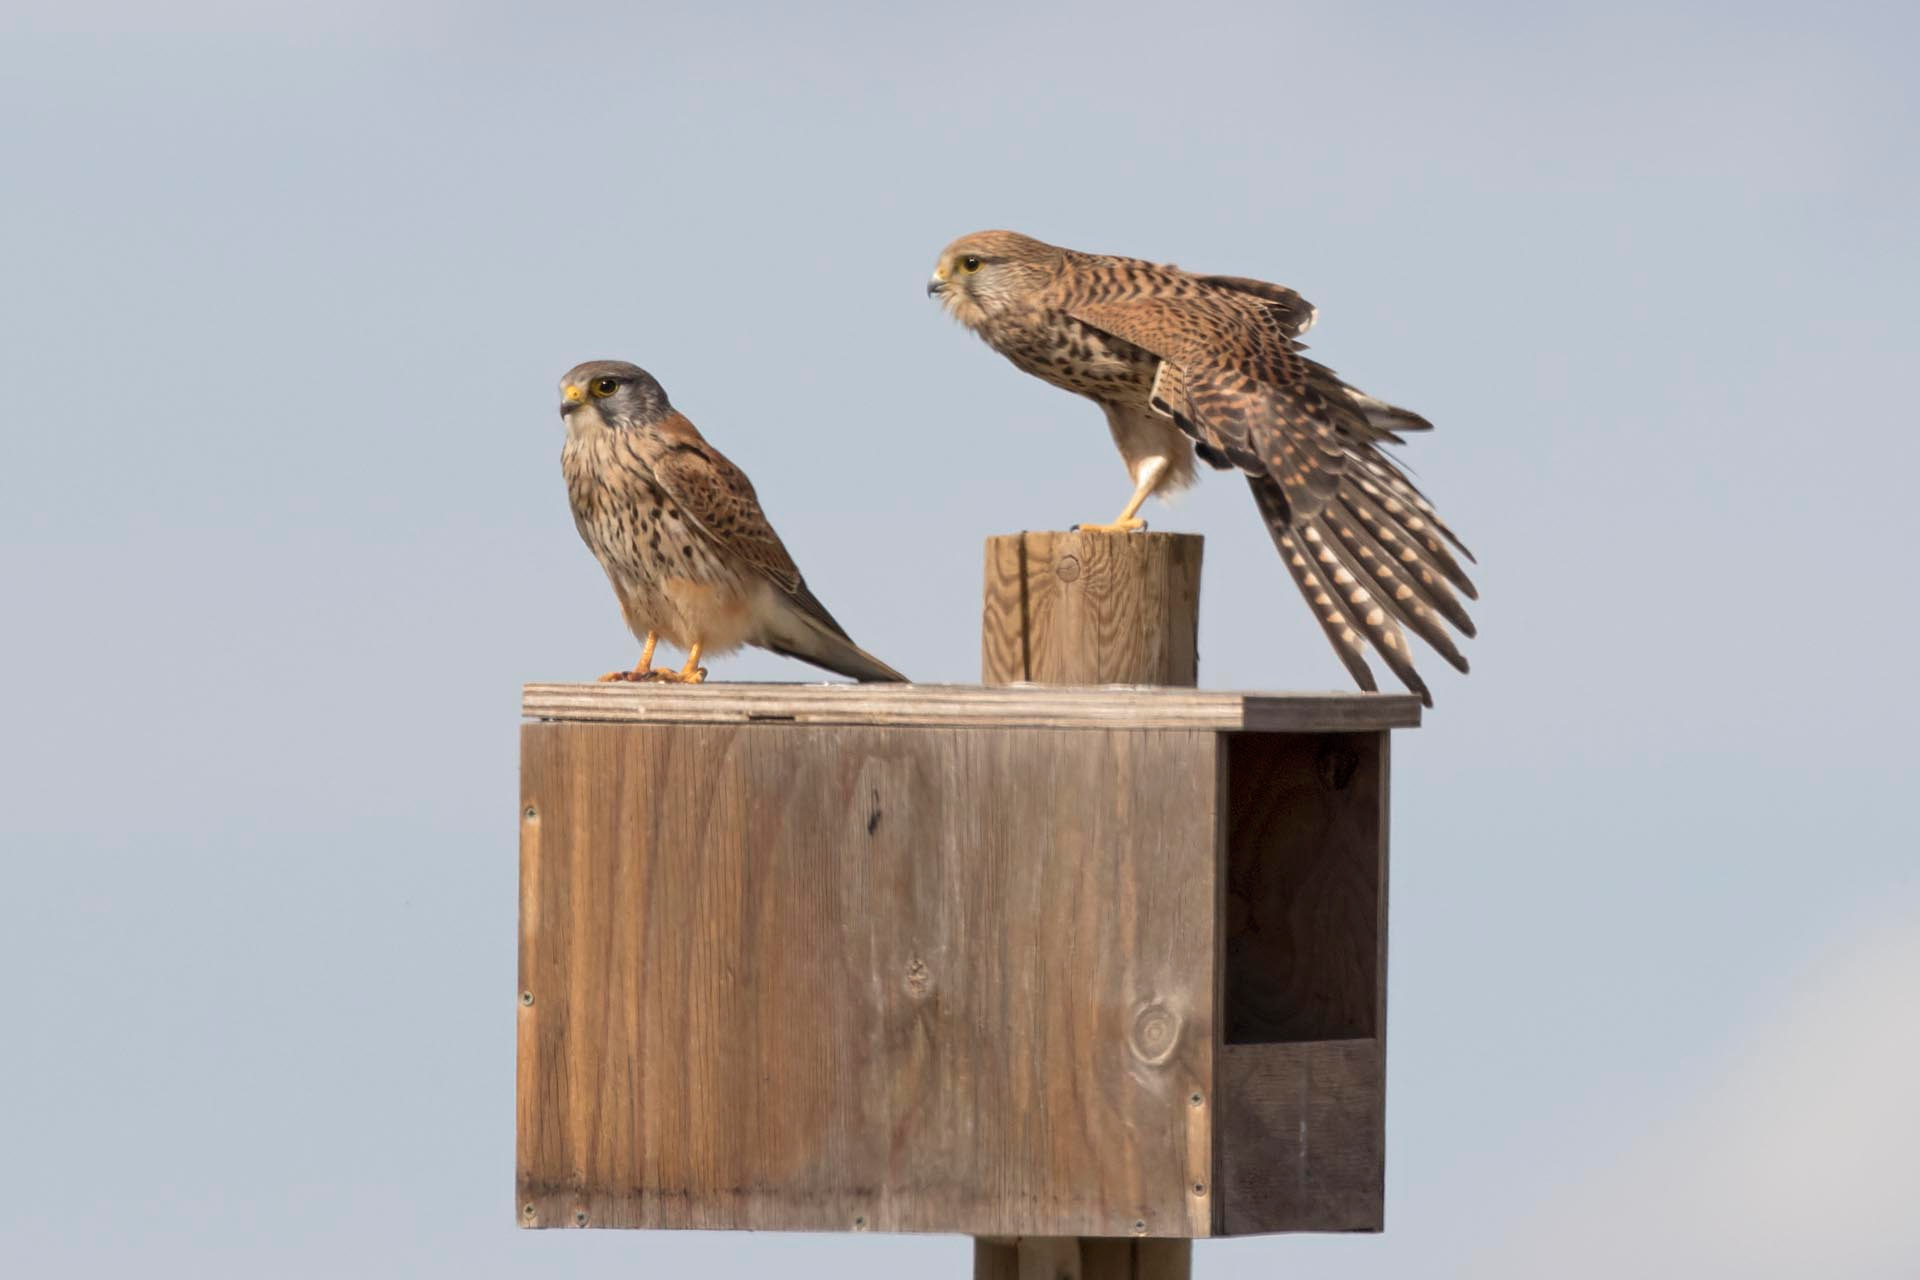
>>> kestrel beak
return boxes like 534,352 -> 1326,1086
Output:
561,383 -> 585,414
926,270 -> 947,298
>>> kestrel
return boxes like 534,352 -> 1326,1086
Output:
927,231 -> 1476,705
559,360 -> 907,684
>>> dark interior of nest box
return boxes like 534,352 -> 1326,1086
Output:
1223,732 -> 1385,1045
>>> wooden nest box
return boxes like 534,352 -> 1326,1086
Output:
517,532 -> 1419,1264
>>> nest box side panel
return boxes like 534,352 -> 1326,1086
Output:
1214,731 -> 1388,1234
517,720 -> 1220,1238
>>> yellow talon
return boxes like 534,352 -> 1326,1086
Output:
597,632 -> 664,682
1073,459 -> 1170,535
593,636 -> 706,684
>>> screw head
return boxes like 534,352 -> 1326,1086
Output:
524,805 -> 537,820
1188,1091 -> 1204,1107
522,1203 -> 536,1219
520,990 -> 535,1007
573,1210 -> 588,1226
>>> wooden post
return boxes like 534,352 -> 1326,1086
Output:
973,1237 -> 1192,1280
977,529 -> 1203,1278
982,531 -> 1202,686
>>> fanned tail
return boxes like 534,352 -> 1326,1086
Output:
1255,476 -> 1411,698
1323,498 -> 1472,670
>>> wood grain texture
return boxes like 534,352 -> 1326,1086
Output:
1211,731 -> 1389,1234
982,531 -> 1202,686
517,720 -> 1220,1237
1215,1041 -> 1384,1234
1222,733 -> 1385,1043
973,1237 -> 1193,1279
973,531 -> 1209,1264
523,683 -> 1420,733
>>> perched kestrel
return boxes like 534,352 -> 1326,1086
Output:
927,231 -> 1476,705
559,360 -> 907,684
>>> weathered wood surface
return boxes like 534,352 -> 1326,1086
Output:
518,720 -> 1220,1237
973,530 -> 1204,1270
517,530 -> 1398,1246
972,1236 -> 1193,1279
983,531 -> 1202,686
522,682 -> 1420,734
1213,730 -> 1389,1234
1215,1041 -> 1385,1234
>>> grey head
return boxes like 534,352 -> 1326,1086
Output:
559,359 -> 672,428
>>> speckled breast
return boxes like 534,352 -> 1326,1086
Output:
994,312 -> 1158,402
562,432 -> 733,612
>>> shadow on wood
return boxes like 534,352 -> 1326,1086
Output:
973,1236 -> 1192,1280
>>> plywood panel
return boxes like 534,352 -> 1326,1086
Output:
522,683 -> 1421,734
517,720 -> 1221,1237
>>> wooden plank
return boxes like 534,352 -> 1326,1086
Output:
1214,1041 -> 1384,1234
982,531 -> 1202,686
1212,730 -> 1389,1235
522,683 -> 1421,734
1222,733 -> 1384,1043
517,719 -> 1221,1237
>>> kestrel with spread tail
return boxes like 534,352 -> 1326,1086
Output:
558,360 -> 906,684
927,231 -> 1476,705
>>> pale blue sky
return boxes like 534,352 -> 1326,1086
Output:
2,2 -> 1916,1276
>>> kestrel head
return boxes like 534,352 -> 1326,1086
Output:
927,230 -> 1063,330
559,360 -> 671,431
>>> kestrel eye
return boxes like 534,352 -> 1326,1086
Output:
961,255 -> 982,273
591,378 -> 619,397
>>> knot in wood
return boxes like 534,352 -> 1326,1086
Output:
1054,554 -> 1080,583
904,956 -> 933,999
1129,1001 -> 1182,1066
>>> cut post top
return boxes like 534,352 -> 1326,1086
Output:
984,530 -> 1202,686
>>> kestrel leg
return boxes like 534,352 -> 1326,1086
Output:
598,631 -> 673,682
650,642 -> 708,685
1075,456 -> 1171,534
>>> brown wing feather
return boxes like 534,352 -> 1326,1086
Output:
1056,264 -> 1474,701
1060,291 -> 1356,520
655,442 -> 867,646
650,441 -> 800,587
